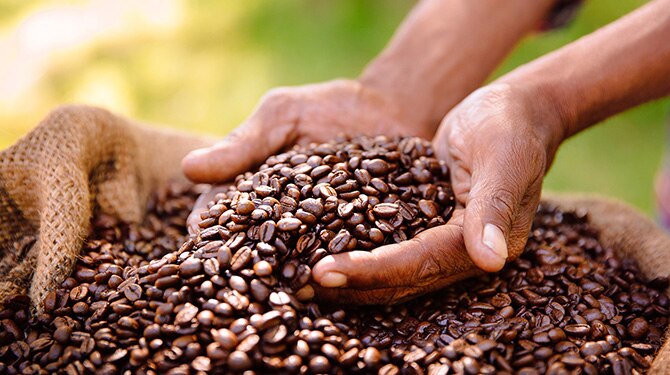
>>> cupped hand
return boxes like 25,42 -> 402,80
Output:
183,79 -> 433,232
312,84 -> 563,304
183,79 -> 432,183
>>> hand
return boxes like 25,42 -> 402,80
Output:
183,79 -> 434,231
312,84 -> 563,304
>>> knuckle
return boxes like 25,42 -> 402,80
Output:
445,125 -> 468,153
261,87 -> 295,107
255,87 -> 301,132
406,236 -> 443,287
484,187 -> 518,226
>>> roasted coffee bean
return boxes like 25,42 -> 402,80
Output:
565,324 -> 591,337
366,158 -> 390,176
259,220 -> 276,243
123,283 -> 142,301
230,246 -> 252,271
53,325 -> 72,344
627,317 -> 649,339
418,199 -> 439,219
373,203 -> 399,218
328,230 -> 352,254
253,260 -> 273,277
277,217 -> 302,231
178,258 -> 202,278
69,285 -> 88,301
227,350 -> 252,371
309,355 -> 331,373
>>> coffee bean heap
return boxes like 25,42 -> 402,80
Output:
0,136 -> 668,374
341,204 -> 670,374
0,182 -> 204,375
195,135 -> 455,287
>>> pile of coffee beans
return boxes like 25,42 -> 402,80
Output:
1,135 -> 668,374
343,205 -> 669,374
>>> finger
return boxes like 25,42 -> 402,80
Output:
462,151 -> 542,272
313,285 -> 420,306
182,91 -> 301,183
312,210 -> 471,291
313,267 -> 481,305
186,185 -> 229,236
182,120 -> 291,183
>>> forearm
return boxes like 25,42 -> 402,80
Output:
360,0 -> 557,132
499,0 -> 670,149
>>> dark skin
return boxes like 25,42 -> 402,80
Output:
183,0 -> 670,304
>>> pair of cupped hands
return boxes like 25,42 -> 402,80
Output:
182,79 -> 560,305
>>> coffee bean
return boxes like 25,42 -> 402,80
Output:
227,351 -> 251,371
253,260 -> 273,277
627,317 -> 649,339
250,279 -> 271,302
175,303 -> 198,325
364,347 -> 381,367
217,246 -> 233,267
179,258 -> 202,278
69,285 -> 88,301
373,203 -> 399,218
277,218 -> 302,231
269,292 -> 290,306
263,324 -> 288,344
369,228 -> 384,244
328,230 -> 352,254
54,325 -> 72,344
564,324 -> 591,337
581,341 -> 603,357
155,275 -> 180,289
366,159 -> 390,176
230,246 -> 252,271
319,184 -> 338,198
418,199 -> 439,219
309,355 -> 331,373
259,221 -> 276,243
123,284 -> 142,301
236,199 -> 255,215
229,275 -> 248,293
211,328 -> 238,350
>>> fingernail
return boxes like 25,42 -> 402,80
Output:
482,224 -> 508,261
319,272 -> 347,288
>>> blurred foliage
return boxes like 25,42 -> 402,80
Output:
0,0 -> 667,215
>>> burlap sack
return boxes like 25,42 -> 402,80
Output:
0,105 -> 212,310
0,105 -> 669,371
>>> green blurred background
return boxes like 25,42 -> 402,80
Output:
0,0 -> 667,215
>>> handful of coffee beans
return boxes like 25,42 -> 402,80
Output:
0,135 -> 668,375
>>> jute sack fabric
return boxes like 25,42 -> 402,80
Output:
0,105 -> 212,310
0,105 -> 669,370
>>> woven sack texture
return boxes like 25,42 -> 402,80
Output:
0,105 -> 212,309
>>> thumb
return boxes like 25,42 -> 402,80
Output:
182,89 -> 302,183
463,159 -> 541,272
182,120 -> 294,183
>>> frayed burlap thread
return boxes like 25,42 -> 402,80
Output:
0,105 -> 212,310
